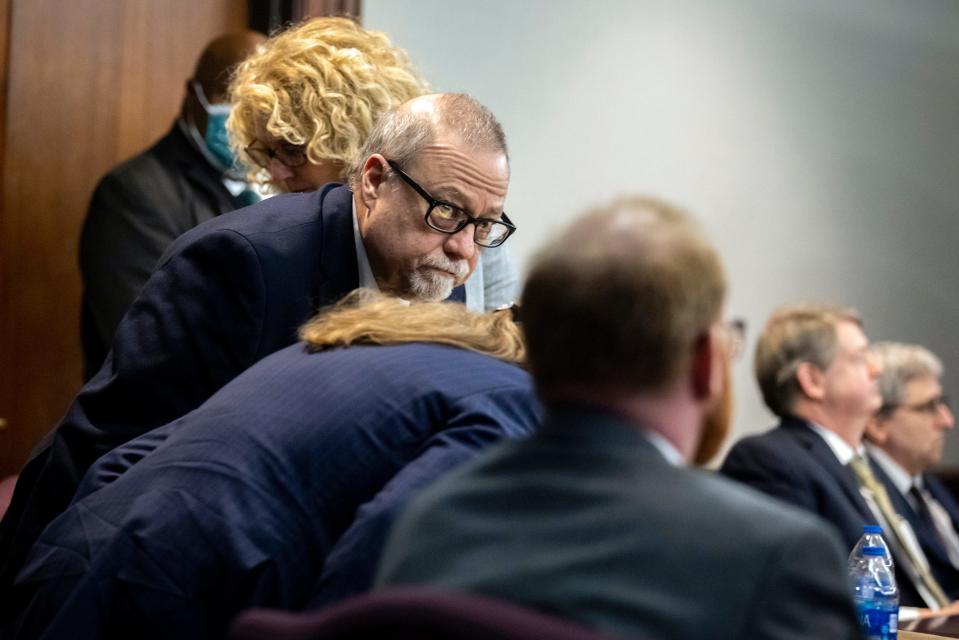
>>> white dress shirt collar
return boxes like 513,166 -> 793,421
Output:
806,422 -> 864,465
641,429 -> 684,467
867,444 -> 918,496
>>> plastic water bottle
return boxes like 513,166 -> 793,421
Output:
850,546 -> 899,640
849,525 -> 894,569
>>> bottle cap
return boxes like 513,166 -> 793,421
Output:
864,525 -> 883,534
863,546 -> 884,556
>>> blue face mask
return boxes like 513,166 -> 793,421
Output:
192,81 -> 236,171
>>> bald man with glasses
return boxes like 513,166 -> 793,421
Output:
0,93 -> 516,597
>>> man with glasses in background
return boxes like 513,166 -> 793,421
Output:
722,307 -> 959,613
0,92 -> 515,600
864,342 -> 959,598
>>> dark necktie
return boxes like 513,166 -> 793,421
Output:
911,485 -> 949,553
848,454 -> 951,608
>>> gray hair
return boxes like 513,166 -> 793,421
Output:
347,93 -> 508,187
873,341 -> 943,414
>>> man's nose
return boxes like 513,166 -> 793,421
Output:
269,157 -> 294,181
867,354 -> 883,379
938,403 -> 955,430
443,224 -> 476,261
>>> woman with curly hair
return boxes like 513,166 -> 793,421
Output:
228,17 -> 426,194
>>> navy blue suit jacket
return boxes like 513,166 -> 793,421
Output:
6,342 -> 540,640
873,462 -> 959,599
720,416 -> 925,606
0,184 -> 464,600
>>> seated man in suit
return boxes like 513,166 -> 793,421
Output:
0,92 -> 516,599
79,31 -> 265,378
865,342 -> 959,596
722,306 -> 957,610
5,294 -> 541,640
375,197 -> 860,640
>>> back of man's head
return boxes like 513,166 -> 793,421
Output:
521,196 -> 726,401
193,31 -> 265,103
347,93 -> 508,187
755,304 -> 863,417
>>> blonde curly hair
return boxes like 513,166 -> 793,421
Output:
227,17 -> 428,183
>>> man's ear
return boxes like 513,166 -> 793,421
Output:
863,416 -> 888,445
691,330 -> 717,401
796,361 -> 825,401
359,154 -> 390,211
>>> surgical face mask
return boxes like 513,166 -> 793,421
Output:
191,81 -> 235,171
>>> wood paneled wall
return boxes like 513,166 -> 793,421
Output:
0,0 -> 248,475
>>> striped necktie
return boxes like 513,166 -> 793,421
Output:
848,454 -> 951,608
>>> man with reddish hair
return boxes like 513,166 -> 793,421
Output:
377,198 -> 859,640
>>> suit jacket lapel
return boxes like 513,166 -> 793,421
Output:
782,417 -> 876,522
925,474 -> 959,527
924,473 -> 959,568
182,162 -> 240,213
873,462 -> 953,566
447,285 -> 466,304
316,184 -> 360,308
165,124 -> 241,215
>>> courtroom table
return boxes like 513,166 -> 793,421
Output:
904,613 -> 959,639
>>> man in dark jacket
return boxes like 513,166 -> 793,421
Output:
80,31 -> 264,377
865,342 -> 959,601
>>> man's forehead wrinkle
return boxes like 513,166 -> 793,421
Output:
432,185 -> 468,203
414,144 -> 510,194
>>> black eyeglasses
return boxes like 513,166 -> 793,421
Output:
387,160 -> 516,248
884,395 -> 951,416
245,139 -> 308,169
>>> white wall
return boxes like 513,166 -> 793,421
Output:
366,0 -> 959,462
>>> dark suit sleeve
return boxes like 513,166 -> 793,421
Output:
741,521 -> 861,640
304,394 -> 519,608
721,439 -> 819,513
80,168 -> 191,355
72,422 -> 178,503
0,228 -> 267,597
